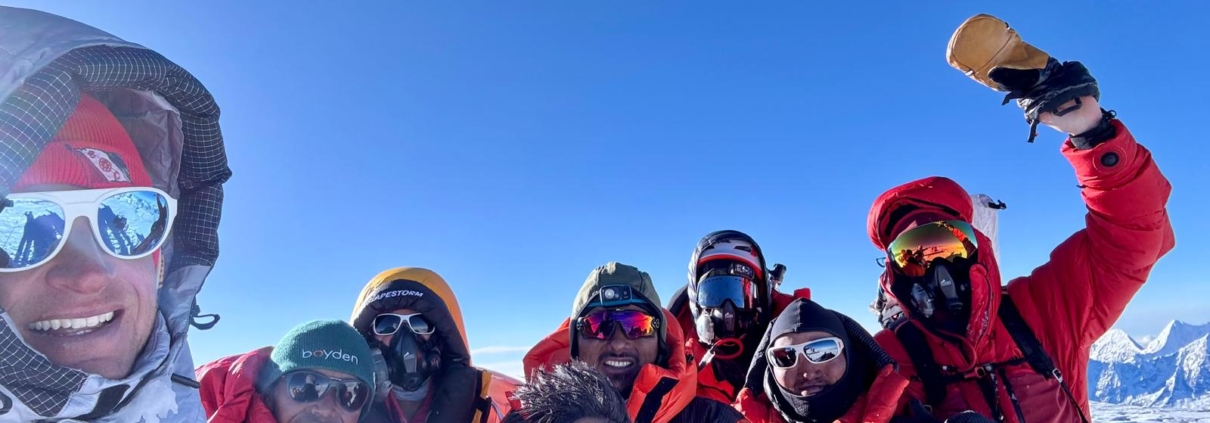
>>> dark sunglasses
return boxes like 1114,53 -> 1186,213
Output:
283,370 -> 370,412
577,309 -> 659,340
767,337 -> 844,368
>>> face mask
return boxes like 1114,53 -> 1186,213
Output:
375,329 -> 441,392
900,262 -> 971,332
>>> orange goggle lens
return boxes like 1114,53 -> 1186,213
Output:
887,220 -> 979,277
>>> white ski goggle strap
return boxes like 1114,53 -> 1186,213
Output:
0,187 -> 176,273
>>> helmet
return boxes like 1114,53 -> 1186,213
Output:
686,230 -> 773,344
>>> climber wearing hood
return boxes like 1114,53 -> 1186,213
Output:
196,320 -> 378,423
0,6 -> 230,421
667,230 -> 810,404
523,262 -> 746,423
350,267 -> 520,423
870,14 -> 1175,423
735,298 -> 908,423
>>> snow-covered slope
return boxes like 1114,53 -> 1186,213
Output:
1089,321 -> 1210,409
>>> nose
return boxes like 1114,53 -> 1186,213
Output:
311,393 -> 341,418
799,362 -> 825,379
44,217 -> 113,295
606,323 -> 631,351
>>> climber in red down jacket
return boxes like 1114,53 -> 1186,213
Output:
870,14 -> 1175,423
666,230 -> 810,404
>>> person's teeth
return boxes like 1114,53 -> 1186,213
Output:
605,360 -> 632,368
29,311 -> 117,332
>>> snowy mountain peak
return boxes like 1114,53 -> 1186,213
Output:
1091,328 -> 1143,363
1090,321 -> 1210,409
1143,320 -> 1210,357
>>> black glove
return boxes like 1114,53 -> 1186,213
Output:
989,59 -> 1101,143
891,400 -> 945,423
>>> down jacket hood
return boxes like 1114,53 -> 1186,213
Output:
351,267 -> 520,423
867,177 -> 1004,350
0,6 -> 230,422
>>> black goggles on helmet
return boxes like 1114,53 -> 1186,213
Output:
696,275 -> 754,309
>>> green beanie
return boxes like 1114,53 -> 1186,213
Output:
269,320 -> 376,388
569,262 -> 667,360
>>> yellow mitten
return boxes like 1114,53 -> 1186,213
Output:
946,14 -> 1100,142
947,14 -> 1050,92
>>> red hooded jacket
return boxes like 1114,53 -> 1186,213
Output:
196,347 -> 280,423
869,120 -> 1174,423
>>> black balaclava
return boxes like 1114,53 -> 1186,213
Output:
762,299 -> 869,423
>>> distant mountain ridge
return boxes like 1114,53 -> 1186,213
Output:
1088,320 -> 1210,408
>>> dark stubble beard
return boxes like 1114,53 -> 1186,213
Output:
608,368 -> 640,399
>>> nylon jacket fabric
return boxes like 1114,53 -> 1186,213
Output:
195,348 -> 278,423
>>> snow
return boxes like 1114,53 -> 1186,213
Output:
1090,321 -> 1210,409
1092,401 -> 1210,422
1142,321 -> 1210,358
1092,329 -> 1144,363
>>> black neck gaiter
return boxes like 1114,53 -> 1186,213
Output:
762,300 -> 870,423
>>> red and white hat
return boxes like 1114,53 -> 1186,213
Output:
14,93 -> 151,191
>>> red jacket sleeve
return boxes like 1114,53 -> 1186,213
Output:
1007,119 -> 1175,349
196,354 -> 238,418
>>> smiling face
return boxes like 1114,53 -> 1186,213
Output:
770,331 -> 847,396
0,185 -> 158,380
575,304 -> 660,398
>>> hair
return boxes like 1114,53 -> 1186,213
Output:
503,361 -> 632,423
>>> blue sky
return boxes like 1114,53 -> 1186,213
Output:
12,2 -> 1207,378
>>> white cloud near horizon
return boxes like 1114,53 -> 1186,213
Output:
471,346 -> 531,355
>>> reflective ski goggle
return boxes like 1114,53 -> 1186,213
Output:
283,370 -> 370,412
767,336 -> 844,368
578,309 -> 659,340
696,275 -> 753,309
886,220 -> 979,278
372,312 -> 434,336
0,187 -> 176,273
